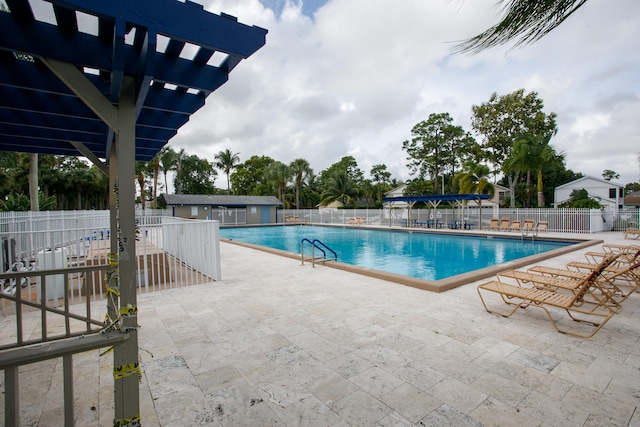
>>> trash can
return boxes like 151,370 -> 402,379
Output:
37,248 -> 68,300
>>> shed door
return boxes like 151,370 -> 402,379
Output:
260,207 -> 271,224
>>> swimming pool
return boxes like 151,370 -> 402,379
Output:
219,225 -> 584,289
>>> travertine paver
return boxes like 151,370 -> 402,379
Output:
1,231 -> 639,426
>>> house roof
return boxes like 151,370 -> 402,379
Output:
555,175 -> 624,190
624,191 -> 640,205
0,0 -> 267,161
164,194 -> 283,207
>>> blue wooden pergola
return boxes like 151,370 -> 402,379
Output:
383,194 -> 493,229
0,1 -> 266,425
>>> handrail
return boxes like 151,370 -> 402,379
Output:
312,239 -> 338,260
300,238 -> 337,267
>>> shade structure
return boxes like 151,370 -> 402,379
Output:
0,0 -> 267,161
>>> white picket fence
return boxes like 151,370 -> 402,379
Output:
278,207 -> 639,233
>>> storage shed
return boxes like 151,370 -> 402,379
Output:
164,194 -> 283,224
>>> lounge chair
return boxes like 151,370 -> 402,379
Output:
523,219 -> 535,232
602,244 -> 640,253
499,218 -> 511,230
536,221 -> 548,232
345,217 -> 365,226
489,218 -> 500,231
509,220 -> 521,231
527,261 -> 640,303
477,255 -> 621,338
624,227 -> 640,240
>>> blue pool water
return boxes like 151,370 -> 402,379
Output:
219,226 -> 572,281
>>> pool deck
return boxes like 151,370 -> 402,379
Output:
2,230 -> 640,426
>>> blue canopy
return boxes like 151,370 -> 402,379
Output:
0,0 -> 267,161
383,194 -> 492,203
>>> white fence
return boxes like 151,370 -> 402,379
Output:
278,207 -> 640,234
0,210 -> 221,316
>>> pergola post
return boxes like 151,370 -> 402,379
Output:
113,76 -> 140,424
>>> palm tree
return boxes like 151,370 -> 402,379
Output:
289,158 -> 312,209
174,148 -> 186,194
456,161 -> 495,229
29,153 -> 38,211
159,146 -> 178,195
214,149 -> 240,195
319,169 -> 361,208
265,161 -> 290,204
136,161 -> 149,209
454,0 -> 589,54
149,154 -> 160,208
507,133 -> 556,207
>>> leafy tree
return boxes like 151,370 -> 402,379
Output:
230,155 -> 275,195
559,189 -> 602,208
174,155 -> 217,195
403,113 -> 472,193
214,149 -> 241,195
0,191 -> 56,212
64,160 -> 94,210
625,182 -> 640,194
540,152 -> 580,208
370,164 -> 392,206
454,0 -> 590,54
471,89 -> 557,207
602,169 -> 620,181
318,156 -> 365,190
289,158 -> 312,208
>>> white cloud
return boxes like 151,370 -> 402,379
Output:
172,0 -> 640,188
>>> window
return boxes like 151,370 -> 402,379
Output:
609,188 -> 616,198
619,188 -> 624,197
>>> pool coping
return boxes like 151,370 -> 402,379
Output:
220,225 -> 603,292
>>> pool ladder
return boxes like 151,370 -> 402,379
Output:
300,238 -> 337,267
521,224 -> 540,242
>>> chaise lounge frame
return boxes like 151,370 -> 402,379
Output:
477,255 -> 620,338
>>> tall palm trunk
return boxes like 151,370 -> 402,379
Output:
29,153 -> 39,211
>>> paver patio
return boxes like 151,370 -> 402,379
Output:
2,231 -> 639,426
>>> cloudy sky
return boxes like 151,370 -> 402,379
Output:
171,0 -> 640,188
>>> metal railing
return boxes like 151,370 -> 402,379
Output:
1,213 -> 221,317
0,210 -> 222,426
279,207 -> 640,234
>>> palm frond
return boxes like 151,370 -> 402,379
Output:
453,0 -> 588,54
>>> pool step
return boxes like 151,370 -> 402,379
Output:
302,256 -> 336,265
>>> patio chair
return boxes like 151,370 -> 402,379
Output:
489,218 -> 500,230
499,218 -> 511,230
527,261 -> 640,304
477,255 -> 621,338
624,227 -> 640,240
602,244 -> 640,253
509,220 -> 521,231
523,219 -> 535,231
536,221 -> 548,232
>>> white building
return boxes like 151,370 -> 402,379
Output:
553,175 -> 625,209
